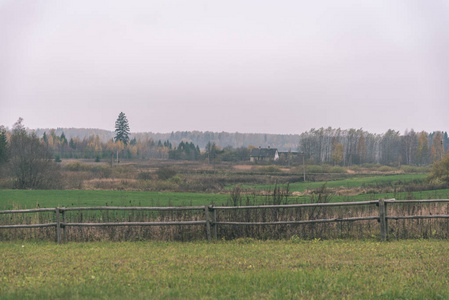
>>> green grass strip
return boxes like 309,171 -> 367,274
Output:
1,239 -> 449,299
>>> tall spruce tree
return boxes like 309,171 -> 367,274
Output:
114,112 -> 130,145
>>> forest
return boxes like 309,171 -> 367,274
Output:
21,127 -> 449,166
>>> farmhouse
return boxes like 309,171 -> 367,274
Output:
250,147 -> 279,162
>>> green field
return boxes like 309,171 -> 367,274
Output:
1,240 -> 449,299
0,190 -> 229,209
1,173 -> 448,210
2,188 -> 449,210
230,173 -> 428,192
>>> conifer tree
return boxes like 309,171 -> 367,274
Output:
114,112 -> 130,145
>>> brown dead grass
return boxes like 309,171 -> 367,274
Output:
233,165 -> 253,171
83,178 -> 139,190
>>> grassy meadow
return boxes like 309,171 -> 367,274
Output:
1,162 -> 449,299
1,239 -> 449,299
228,173 -> 428,192
0,189 -> 229,210
2,173 -> 448,210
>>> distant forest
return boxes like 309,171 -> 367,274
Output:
29,127 -> 448,166
33,128 -> 300,151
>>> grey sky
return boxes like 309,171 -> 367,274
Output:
1,0 -> 448,134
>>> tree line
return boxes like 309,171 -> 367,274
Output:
1,117 -> 449,190
33,128 -> 300,151
298,127 -> 448,166
13,126 -> 448,166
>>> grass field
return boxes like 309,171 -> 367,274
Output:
229,173 -> 428,192
1,239 -> 449,299
2,188 -> 449,210
0,190 -> 229,209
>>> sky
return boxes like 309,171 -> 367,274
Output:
1,0 -> 448,135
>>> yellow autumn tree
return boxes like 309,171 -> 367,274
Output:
416,131 -> 429,165
331,142 -> 344,166
356,134 -> 367,164
430,131 -> 444,163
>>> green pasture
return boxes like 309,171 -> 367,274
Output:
229,173 -> 428,192
0,173 -> 444,211
1,173 -> 448,210
2,188 -> 449,210
0,190 -> 228,210
296,189 -> 449,203
1,240 -> 449,299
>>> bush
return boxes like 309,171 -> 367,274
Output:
259,165 -> 281,173
156,167 -> 176,180
65,162 -> 91,172
349,165 -> 362,172
361,163 -> 381,169
307,165 -> 324,173
378,166 -> 395,172
91,165 -> 112,178
329,166 -> 346,173
137,172 -> 153,181
169,175 -> 182,184
428,153 -> 449,184
400,165 -> 431,173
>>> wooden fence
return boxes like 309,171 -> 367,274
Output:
1,199 -> 449,243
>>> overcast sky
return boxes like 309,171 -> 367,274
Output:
1,0 -> 448,134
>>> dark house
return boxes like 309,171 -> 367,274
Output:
250,147 -> 279,162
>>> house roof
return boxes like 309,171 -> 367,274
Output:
250,148 -> 278,158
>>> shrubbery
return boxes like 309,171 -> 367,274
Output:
156,167 -> 176,180
428,153 -> 449,184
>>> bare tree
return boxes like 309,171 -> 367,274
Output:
9,119 -> 61,189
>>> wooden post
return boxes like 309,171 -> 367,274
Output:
378,199 -> 387,242
211,206 -> 217,240
302,153 -> 306,182
62,209 -> 67,243
204,205 -> 211,242
384,202 -> 388,239
55,207 -> 61,244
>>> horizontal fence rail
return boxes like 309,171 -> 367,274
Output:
62,206 -> 206,211
0,208 -> 56,214
216,216 -> 380,226
214,200 -> 380,210
1,199 -> 449,243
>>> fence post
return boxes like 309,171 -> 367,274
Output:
62,208 -> 67,243
204,205 -> 211,242
55,207 -> 61,244
384,201 -> 388,240
378,199 -> 387,242
211,205 -> 217,240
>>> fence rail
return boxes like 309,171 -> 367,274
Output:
1,199 -> 449,243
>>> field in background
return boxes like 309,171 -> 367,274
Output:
232,173 -> 428,192
1,172 -> 448,210
1,240 -> 449,299
2,187 -> 449,211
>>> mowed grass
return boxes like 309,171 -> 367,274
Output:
1,240 -> 449,299
0,190 -> 229,210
